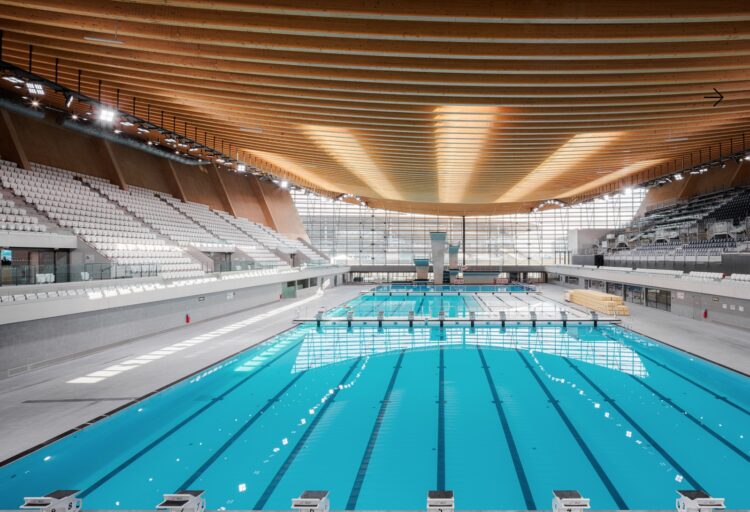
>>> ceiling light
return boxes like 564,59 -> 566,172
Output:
673,173 -> 683,181
26,82 -> 45,96
216,158 -> 225,164
113,129 -> 122,134
2,76 -> 24,84
83,35 -> 124,45
147,141 -> 154,146
120,121 -> 133,127
71,114 -> 78,120
30,99 -> 40,108
98,108 -> 115,123
64,93 -> 75,108
164,138 -> 176,144
237,164 -> 246,172
280,180 -> 289,189
137,127 -> 149,134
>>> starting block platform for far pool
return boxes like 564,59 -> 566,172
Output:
294,315 -> 621,327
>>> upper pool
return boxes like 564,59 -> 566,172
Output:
0,322 -> 748,510
373,284 -> 534,293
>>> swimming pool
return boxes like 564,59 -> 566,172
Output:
374,284 -> 533,293
326,291 -> 584,321
1,324 -> 748,510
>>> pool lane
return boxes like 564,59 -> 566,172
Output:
517,351 -> 628,509
253,353 -> 401,510
253,357 -> 363,509
600,329 -> 750,451
81,344 -> 306,508
571,357 -> 750,503
346,351 -> 406,510
480,347 -> 619,508
351,349 -> 439,509
180,357 -> 361,509
533,352 -> 702,508
464,347 -> 532,508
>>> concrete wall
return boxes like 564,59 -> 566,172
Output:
547,265 -> 750,329
671,289 -> 750,329
0,283 -> 280,378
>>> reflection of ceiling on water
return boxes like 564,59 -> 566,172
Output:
292,326 -> 647,378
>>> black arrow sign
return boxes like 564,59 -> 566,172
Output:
704,88 -> 724,107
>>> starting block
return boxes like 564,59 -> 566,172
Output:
156,490 -> 205,512
427,490 -> 454,512
676,490 -> 725,512
21,490 -> 81,512
292,490 -> 329,512
552,490 -> 590,512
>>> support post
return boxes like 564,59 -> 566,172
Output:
98,139 -> 128,191
206,164 -> 236,215
0,109 -> 30,170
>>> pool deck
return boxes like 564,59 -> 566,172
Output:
540,284 -> 750,376
1,283 -> 749,467
0,285 -> 369,464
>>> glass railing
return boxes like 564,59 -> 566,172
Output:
0,263 -> 159,286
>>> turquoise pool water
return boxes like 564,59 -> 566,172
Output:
1,324 -> 748,510
325,293 -> 482,318
374,284 -> 533,293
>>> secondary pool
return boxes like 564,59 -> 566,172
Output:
373,284 -> 533,293
0,324 -> 748,510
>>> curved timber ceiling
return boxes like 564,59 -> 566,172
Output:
2,0 -> 750,215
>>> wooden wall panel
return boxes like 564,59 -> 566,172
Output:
171,162 -> 224,210
10,112 -> 110,179
259,180 -> 309,242
221,171 -> 270,225
108,142 -> 173,194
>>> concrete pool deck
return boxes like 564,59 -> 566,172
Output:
0,285 -> 369,463
1,283 -> 749,466
539,284 -> 750,376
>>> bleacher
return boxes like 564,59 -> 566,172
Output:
1,161 -> 204,279
0,159 -> 330,287
83,177 -> 231,250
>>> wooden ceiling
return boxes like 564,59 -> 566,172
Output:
2,0 -> 750,215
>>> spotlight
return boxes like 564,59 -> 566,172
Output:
98,107 -> 116,123
30,99 -> 40,108
71,113 -> 79,120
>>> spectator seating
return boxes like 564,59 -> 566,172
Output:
0,160 -> 203,279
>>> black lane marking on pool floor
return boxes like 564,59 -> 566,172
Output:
564,359 -> 703,490
632,348 -> 750,417
598,328 -> 750,416
78,339 -> 304,498
177,371 -> 306,490
477,346 -> 536,510
518,351 -> 628,510
346,350 -> 406,510
628,375 -> 750,464
437,348 -> 446,491
254,357 -> 364,510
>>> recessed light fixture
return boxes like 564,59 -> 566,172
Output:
2,76 -> 24,84
98,108 -> 116,123
83,35 -> 124,45
26,82 -> 45,96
